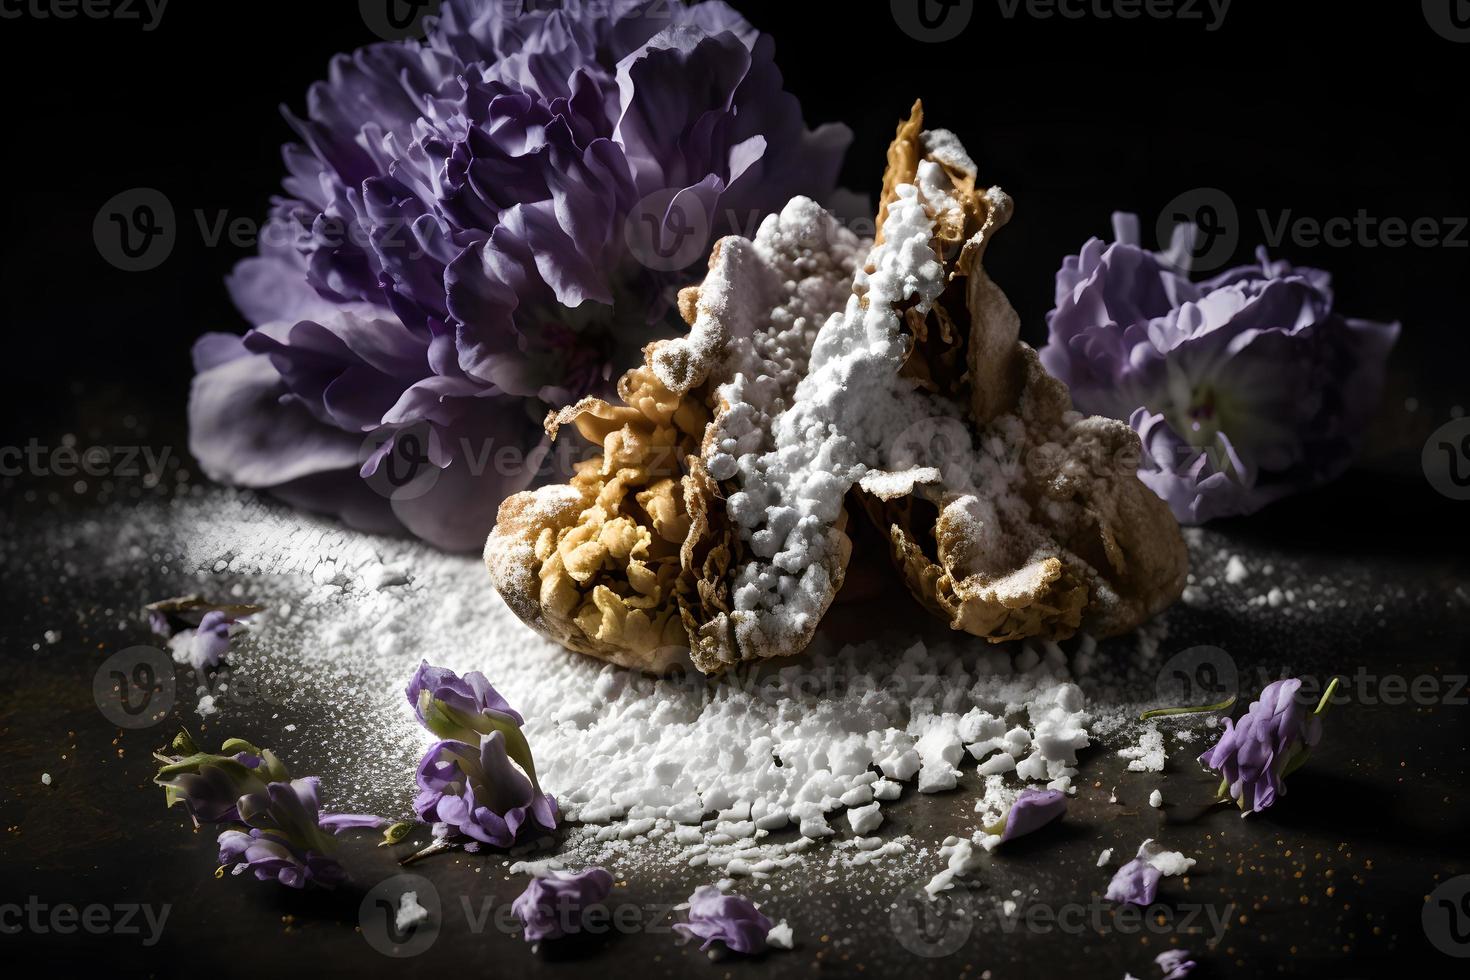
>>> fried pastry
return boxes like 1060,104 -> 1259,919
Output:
486,199 -> 865,673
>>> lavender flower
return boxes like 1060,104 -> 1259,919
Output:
219,777 -> 350,889
188,0 -> 850,551
407,662 -> 556,849
1198,677 -> 1335,813
511,867 -> 614,942
673,885 -> 773,955
155,733 -> 286,824
990,787 -> 1068,843
1040,213 -> 1399,523
1155,949 -> 1197,979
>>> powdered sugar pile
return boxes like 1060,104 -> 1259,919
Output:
27,487 -> 1138,889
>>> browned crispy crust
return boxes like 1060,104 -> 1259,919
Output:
857,101 -> 1187,643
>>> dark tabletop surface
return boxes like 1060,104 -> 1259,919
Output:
1,401 -> 1467,980
2,6 -> 1470,977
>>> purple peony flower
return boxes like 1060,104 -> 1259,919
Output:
413,732 -> 558,850
188,0 -> 850,551
1155,948 -> 1197,979
993,787 -> 1068,843
1040,213 -> 1399,524
220,777 -> 352,889
190,610 -> 234,672
511,867 -> 614,942
1198,677 -> 1332,813
673,885 -> 772,955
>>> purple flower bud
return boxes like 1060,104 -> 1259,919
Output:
1198,677 -> 1326,813
406,660 -> 523,734
673,885 -> 773,955
511,867 -> 614,942
1040,213 -> 1399,524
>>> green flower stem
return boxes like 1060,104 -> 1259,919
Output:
1139,694 -> 1237,721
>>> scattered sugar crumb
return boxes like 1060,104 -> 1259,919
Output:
395,891 -> 430,931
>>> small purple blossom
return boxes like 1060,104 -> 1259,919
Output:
1198,677 -> 1331,813
407,662 -> 556,850
511,867 -> 614,942
188,0 -> 850,551
995,788 -> 1068,843
1040,213 -> 1399,523
190,610 -> 234,672
155,733 -> 287,825
407,659 -> 523,736
413,733 -> 558,849
1155,948 -> 1197,979
219,777 -> 349,889
673,885 -> 773,955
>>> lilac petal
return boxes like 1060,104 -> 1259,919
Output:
673,885 -> 772,955
1105,857 -> 1162,907
998,788 -> 1068,843
319,813 -> 389,833
512,867 -> 614,942
1155,948 -> 1197,979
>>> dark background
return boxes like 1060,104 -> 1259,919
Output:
2,4 -> 1469,978
0,0 -> 1467,453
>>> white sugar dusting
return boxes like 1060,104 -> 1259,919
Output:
30,488 -> 1159,890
